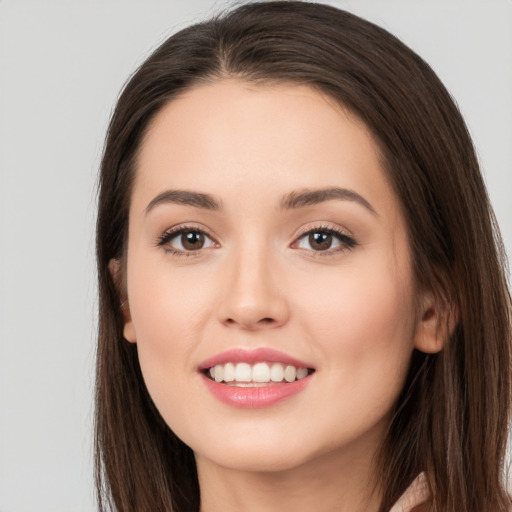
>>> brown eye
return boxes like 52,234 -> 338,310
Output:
308,232 -> 332,251
181,230 -> 205,250
293,227 -> 356,254
158,227 -> 216,254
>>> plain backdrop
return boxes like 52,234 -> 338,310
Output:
0,1 -> 511,511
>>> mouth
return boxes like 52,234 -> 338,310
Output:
203,362 -> 315,387
198,348 -> 315,408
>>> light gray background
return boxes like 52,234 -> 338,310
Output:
1,1 -> 511,511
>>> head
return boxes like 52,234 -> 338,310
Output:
95,2 -> 511,511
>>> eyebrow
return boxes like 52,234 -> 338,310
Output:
279,187 -> 377,215
145,189 -> 221,214
145,186 -> 377,216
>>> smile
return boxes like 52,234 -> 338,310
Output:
199,348 -> 315,408
206,362 -> 312,386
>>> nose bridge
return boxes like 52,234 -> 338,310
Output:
217,235 -> 289,330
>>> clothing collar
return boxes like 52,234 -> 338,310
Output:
389,473 -> 430,512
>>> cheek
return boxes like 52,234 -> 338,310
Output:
128,257 -> 211,347
125,259 -> 214,409
295,258 -> 416,398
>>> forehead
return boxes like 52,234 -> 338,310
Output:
132,79 -> 399,220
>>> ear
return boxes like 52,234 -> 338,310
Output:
108,259 -> 137,343
413,291 -> 458,354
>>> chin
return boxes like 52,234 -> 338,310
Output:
196,443 -> 316,473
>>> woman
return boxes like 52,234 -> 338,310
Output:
95,2 -> 511,511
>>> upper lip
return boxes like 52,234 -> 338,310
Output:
198,348 -> 314,371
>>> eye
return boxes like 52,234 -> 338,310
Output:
157,226 -> 216,255
293,226 -> 356,253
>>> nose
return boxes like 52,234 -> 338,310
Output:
216,247 -> 290,331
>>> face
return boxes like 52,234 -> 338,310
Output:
120,80 -> 435,475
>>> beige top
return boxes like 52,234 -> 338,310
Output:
390,473 -> 430,512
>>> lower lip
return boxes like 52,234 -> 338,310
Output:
201,374 -> 311,408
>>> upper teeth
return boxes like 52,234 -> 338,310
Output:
208,362 -> 309,384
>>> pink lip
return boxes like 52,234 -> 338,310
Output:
198,348 -> 314,409
201,374 -> 312,409
198,348 -> 313,371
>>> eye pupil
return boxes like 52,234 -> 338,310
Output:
309,232 -> 332,250
182,231 -> 204,250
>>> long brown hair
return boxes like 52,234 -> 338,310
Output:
95,2 -> 512,510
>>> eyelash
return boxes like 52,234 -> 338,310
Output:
156,224 -> 357,258
293,225 -> 357,256
156,224 -> 216,257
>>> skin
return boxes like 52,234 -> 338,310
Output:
117,80 -> 442,512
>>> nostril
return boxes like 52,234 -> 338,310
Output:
223,316 -> 276,327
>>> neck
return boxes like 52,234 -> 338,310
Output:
196,442 -> 382,512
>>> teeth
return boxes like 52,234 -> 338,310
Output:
235,362 -> 252,382
208,362 -> 311,384
223,362 -> 235,382
296,367 -> 308,380
252,362 -> 270,383
284,365 -> 296,383
214,364 -> 224,383
270,363 -> 284,382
